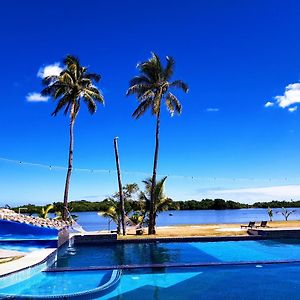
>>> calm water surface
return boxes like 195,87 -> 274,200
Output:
75,208 -> 300,231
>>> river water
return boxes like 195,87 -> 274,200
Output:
75,208 -> 300,231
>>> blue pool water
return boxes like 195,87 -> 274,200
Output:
2,264 -> 300,299
3,239 -> 300,299
55,239 -> 300,268
101,264 -> 300,299
0,270 -> 113,297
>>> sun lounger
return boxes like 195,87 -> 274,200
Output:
241,221 -> 255,228
256,221 -> 268,228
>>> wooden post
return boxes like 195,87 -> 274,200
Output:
113,137 -> 126,235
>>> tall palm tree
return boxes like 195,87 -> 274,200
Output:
41,55 -> 104,220
127,52 -> 188,234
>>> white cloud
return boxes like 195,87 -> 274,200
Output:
274,83 -> 300,109
37,63 -> 63,79
206,108 -> 219,112
201,185 -> 300,204
27,62 -> 63,103
288,106 -> 298,113
264,101 -> 274,107
26,92 -> 49,102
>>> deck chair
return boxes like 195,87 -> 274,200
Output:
241,221 -> 255,228
256,221 -> 268,228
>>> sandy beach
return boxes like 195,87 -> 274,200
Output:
121,220 -> 300,239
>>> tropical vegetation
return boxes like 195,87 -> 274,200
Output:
14,199 -> 300,215
98,184 -> 141,234
277,207 -> 296,221
99,177 -> 171,233
127,53 -> 188,234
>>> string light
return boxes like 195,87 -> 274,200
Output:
0,156 -> 298,183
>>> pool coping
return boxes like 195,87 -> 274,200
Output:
74,234 -> 269,245
46,258 -> 300,272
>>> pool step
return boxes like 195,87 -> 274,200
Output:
0,269 -> 122,299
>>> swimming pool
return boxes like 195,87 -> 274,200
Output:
2,263 -> 300,299
54,239 -> 300,268
3,238 -> 300,299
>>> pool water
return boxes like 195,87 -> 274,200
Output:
3,239 -> 300,299
101,264 -> 300,300
0,270 -> 113,297
55,239 -> 300,268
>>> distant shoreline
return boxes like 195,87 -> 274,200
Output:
11,199 -> 300,214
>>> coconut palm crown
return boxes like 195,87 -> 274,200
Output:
42,55 -> 104,117
126,52 -> 188,234
127,52 -> 188,118
41,55 -> 104,220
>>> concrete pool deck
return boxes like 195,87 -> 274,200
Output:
0,249 -> 25,259
0,248 -> 56,277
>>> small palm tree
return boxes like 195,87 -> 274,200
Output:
41,55 -> 104,220
38,204 -> 54,219
100,184 -> 140,234
99,198 -> 133,234
140,176 -> 172,232
127,53 -> 188,234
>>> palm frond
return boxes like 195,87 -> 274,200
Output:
170,80 -> 189,92
42,75 -> 60,86
154,176 -> 167,202
51,94 -> 74,116
132,98 -> 153,119
126,83 -> 152,96
129,75 -> 151,87
165,92 -> 182,115
83,94 -> 97,114
85,72 -> 101,82
164,56 -> 175,80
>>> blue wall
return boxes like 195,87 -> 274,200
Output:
0,219 -> 58,237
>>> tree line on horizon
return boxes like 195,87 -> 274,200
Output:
12,199 -> 300,215
41,53 -> 188,235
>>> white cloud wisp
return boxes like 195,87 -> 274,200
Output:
206,108 -> 219,112
26,92 -> 49,102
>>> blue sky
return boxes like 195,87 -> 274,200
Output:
1,0 -> 300,206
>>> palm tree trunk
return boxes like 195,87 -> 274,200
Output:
114,137 -> 126,235
149,102 -> 161,235
62,113 -> 75,221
